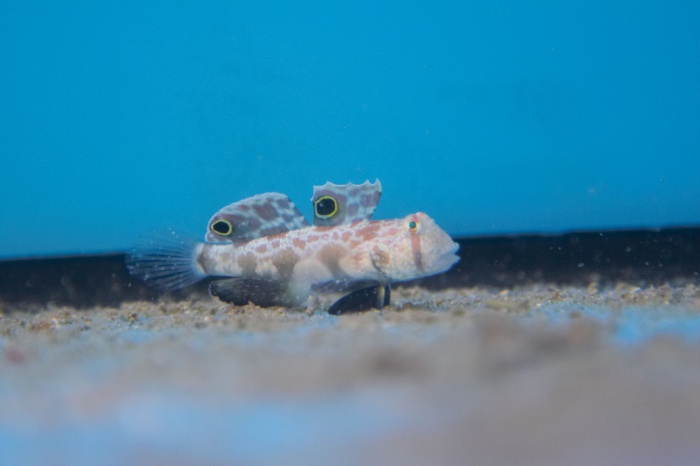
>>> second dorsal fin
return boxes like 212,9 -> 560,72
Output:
206,192 -> 309,242
311,179 -> 382,226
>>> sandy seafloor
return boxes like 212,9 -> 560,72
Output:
2,282 -> 700,466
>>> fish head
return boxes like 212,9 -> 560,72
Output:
373,213 -> 459,282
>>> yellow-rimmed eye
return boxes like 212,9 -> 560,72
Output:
210,219 -> 233,236
407,219 -> 419,231
314,195 -> 338,219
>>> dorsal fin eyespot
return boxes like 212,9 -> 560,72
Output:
211,219 -> 233,235
311,179 -> 382,227
315,196 -> 339,218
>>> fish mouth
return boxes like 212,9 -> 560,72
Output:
430,240 -> 460,274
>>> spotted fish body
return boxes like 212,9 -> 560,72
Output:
127,181 -> 459,310
197,213 -> 458,306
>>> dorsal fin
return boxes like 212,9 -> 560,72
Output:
206,192 -> 309,243
311,179 -> 382,226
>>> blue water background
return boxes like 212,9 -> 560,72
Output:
1,2 -> 699,257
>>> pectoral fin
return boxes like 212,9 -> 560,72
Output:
327,284 -> 391,315
209,278 -> 287,307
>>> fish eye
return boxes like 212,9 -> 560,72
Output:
211,219 -> 233,235
314,196 -> 338,218
407,220 -> 418,231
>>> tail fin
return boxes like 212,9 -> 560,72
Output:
126,229 -> 206,291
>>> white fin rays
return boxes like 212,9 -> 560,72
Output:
126,229 -> 205,291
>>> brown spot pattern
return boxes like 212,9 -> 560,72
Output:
272,249 -> 300,281
237,253 -> 258,276
253,202 -> 279,220
360,191 -> 380,207
318,244 -> 347,279
292,238 -> 307,250
281,214 -> 301,224
260,227 -> 285,237
370,246 -> 391,272
227,214 -> 246,224
247,217 -> 261,230
355,223 -> 381,241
